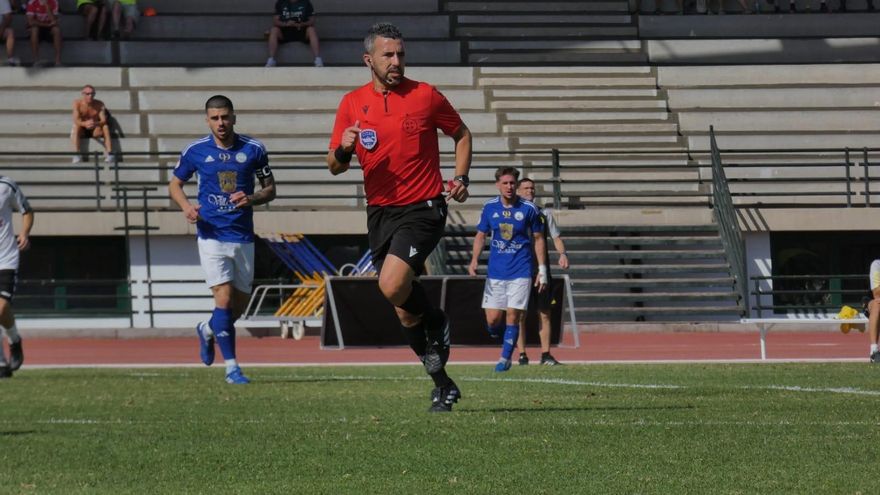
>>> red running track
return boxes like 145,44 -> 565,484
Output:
9,331 -> 871,367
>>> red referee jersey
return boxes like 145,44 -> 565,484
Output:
329,78 -> 464,207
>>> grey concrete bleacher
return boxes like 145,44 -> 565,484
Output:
119,40 -> 461,66
659,64 -> 880,150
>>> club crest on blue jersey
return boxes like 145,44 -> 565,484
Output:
500,223 -> 513,240
359,129 -> 378,150
514,211 -> 524,221
218,171 -> 237,193
235,152 -> 247,163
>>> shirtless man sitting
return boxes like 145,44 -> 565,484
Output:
71,84 -> 113,163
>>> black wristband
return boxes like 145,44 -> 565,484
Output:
334,145 -> 353,164
453,175 -> 470,188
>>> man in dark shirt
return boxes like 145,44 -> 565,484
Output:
265,0 -> 322,67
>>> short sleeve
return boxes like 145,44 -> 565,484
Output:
173,149 -> 197,182
529,207 -> 544,234
430,86 -> 463,136
5,178 -> 32,214
477,206 -> 491,234
544,209 -> 561,239
329,93 -> 354,150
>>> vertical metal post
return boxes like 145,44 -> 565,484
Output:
121,189 -> 134,328
142,190 -> 155,328
552,148 -> 561,210
113,154 -> 121,210
864,148 -> 872,207
94,151 -> 102,210
754,277 -> 761,318
844,148 -> 852,208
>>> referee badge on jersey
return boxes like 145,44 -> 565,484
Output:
359,129 -> 378,150
218,171 -> 237,193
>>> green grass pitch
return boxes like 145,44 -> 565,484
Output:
1,363 -> 879,494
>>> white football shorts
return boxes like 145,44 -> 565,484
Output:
870,259 -> 880,291
198,237 -> 254,293
481,277 -> 532,310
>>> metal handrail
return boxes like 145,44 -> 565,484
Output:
2,147 -> 879,211
748,274 -> 870,317
709,126 -> 747,314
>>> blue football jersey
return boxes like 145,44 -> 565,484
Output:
173,134 -> 272,243
477,196 -> 544,280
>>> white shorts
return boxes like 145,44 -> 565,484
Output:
871,259 -> 880,291
198,238 -> 254,293
481,277 -> 532,310
0,0 -> 11,16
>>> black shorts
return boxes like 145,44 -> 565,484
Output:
0,269 -> 17,302
280,26 -> 309,43
366,196 -> 447,276
529,274 -> 554,312
34,26 -> 56,43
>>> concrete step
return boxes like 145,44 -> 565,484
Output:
138,89 -> 486,111
574,292 -> 740,301
503,123 -> 678,134
657,64 -> 880,88
573,250 -> 726,260
470,40 -> 642,51
491,100 -> 666,110
514,136 -> 685,149
687,133 -> 880,151
573,306 -> 743,316
568,263 -> 731,274
480,66 -> 652,75
505,110 -> 670,121
570,277 -> 734,287
478,76 -> 656,87
564,236 -> 723,246
455,25 -> 637,37
492,88 -> 658,98
666,87 -> 880,110
679,110 -> 880,133
445,1 -> 630,13
457,14 -> 633,24
127,67 -> 475,88
120,40 -> 462,66
0,112 -> 142,135
2,90 -> 132,111
106,0 -> 440,14
468,52 -> 648,64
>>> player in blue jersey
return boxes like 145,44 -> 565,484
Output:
468,167 -> 547,372
168,95 -> 276,384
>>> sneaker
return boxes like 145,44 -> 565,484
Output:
104,153 -> 113,163
6,56 -> 20,66
518,353 -> 529,366
540,354 -> 562,366
196,322 -> 215,366
494,358 -> 511,372
72,155 -> 82,164
313,56 -> 324,67
428,380 -> 461,412
265,57 -> 277,67
9,339 -> 23,371
225,366 -> 250,384
0,365 -> 11,379
871,351 -> 880,363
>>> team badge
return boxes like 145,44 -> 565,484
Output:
500,223 -> 513,240
218,152 -> 232,162
359,129 -> 378,150
218,171 -> 237,193
514,211 -> 524,221
403,118 -> 418,134
235,152 -> 247,163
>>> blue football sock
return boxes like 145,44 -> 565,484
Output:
210,307 -> 237,361
500,324 -> 520,361
487,322 -> 505,339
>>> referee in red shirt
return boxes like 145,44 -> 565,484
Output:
327,22 -> 472,413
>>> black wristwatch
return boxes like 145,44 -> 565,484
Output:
453,175 -> 470,188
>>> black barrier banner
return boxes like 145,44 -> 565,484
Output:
321,276 -> 565,348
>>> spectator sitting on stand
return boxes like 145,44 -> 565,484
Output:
25,0 -> 61,67
265,0 -> 322,68
1,0 -> 20,66
71,85 -> 113,163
